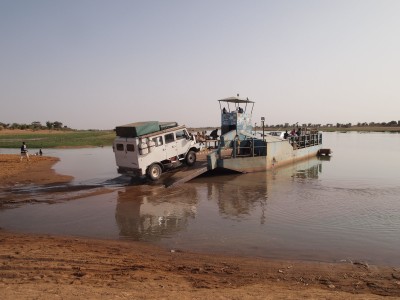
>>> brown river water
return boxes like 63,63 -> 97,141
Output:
1,132 -> 400,265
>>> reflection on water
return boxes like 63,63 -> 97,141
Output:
111,158 -> 347,260
1,132 -> 400,265
113,159 -> 324,242
115,186 -> 198,241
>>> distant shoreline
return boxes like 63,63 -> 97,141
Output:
1,127 -> 399,149
188,126 -> 400,133
2,126 -> 400,134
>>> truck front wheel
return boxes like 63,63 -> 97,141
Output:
147,164 -> 162,181
185,150 -> 196,166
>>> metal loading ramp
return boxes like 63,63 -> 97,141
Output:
162,162 -> 208,188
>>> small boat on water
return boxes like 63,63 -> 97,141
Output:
206,96 -> 326,173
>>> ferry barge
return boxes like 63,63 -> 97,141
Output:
207,96 -> 324,173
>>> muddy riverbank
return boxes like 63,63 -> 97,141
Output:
1,230 -> 400,299
1,153 -> 400,298
0,154 -> 72,187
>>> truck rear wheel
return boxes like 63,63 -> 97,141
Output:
147,164 -> 162,181
185,150 -> 196,166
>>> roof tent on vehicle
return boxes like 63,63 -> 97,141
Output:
115,121 -> 179,138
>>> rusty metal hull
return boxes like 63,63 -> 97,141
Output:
216,142 -> 322,173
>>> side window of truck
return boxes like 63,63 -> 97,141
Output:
165,133 -> 175,144
175,130 -> 187,140
152,136 -> 163,146
126,144 -> 134,152
116,144 -> 124,151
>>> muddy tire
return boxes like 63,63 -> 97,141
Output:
185,150 -> 196,166
147,164 -> 162,181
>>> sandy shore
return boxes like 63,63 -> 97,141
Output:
0,154 -> 73,187
1,231 -> 399,299
0,154 -> 399,299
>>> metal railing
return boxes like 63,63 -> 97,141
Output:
222,132 -> 322,159
231,139 -> 267,158
288,133 -> 322,149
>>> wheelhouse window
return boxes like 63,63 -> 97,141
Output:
165,133 -> 175,144
126,144 -> 134,152
116,144 -> 124,151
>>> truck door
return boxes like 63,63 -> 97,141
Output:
149,135 -> 165,159
175,129 -> 191,154
114,139 -> 137,168
164,132 -> 178,159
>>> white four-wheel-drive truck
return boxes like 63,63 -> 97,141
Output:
113,121 -> 202,181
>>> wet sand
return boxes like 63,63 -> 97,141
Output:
0,154 -> 400,299
0,154 -> 73,187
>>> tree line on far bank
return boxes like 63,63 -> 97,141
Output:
261,120 -> 400,129
2,119 -> 400,132
0,121 -> 69,131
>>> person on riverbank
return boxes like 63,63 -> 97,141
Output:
20,142 -> 30,162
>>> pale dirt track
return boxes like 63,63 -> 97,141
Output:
0,154 -> 400,299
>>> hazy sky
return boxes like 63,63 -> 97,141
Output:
1,0 -> 399,129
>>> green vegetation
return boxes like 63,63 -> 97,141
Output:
0,130 -> 115,148
0,121 -> 68,130
2,123 -> 399,150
